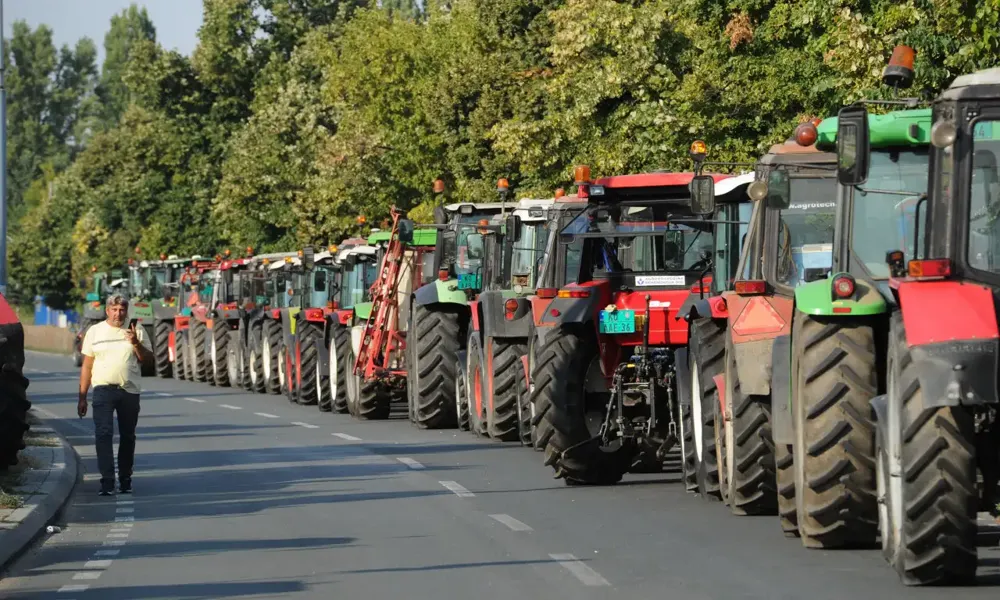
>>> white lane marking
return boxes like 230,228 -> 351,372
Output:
255,412 -> 279,419
94,549 -> 120,557
439,481 -> 474,498
72,571 -> 102,580
184,397 -> 206,403
83,560 -> 113,569
103,540 -> 127,547
292,421 -> 319,429
116,499 -> 133,505
489,514 -> 533,532
549,553 -> 610,587
114,516 -> 135,523
107,533 -> 130,538
115,507 -> 134,513
332,433 -> 361,441
396,457 -> 424,470
156,392 -> 172,397
109,528 -> 131,533
58,584 -> 89,592
218,404 -> 242,410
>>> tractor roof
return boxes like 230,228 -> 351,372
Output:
367,230 -> 391,244
592,172 -> 729,189
443,202 -> 505,213
940,67 -> 1000,101
338,245 -> 378,262
815,108 -> 932,150
367,228 -> 436,246
761,139 -> 837,166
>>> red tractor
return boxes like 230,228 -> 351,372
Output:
169,257 -> 219,382
529,166 -> 740,484
208,250 -> 256,388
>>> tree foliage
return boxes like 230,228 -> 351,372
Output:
7,0 -> 1000,307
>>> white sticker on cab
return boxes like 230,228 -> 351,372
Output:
635,275 -> 686,287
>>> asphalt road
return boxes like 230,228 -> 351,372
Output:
2,350 -> 999,600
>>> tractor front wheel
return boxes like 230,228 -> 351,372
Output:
297,323 -> 320,406
793,313 -> 877,549
173,333 -> 187,381
329,325 -> 350,413
191,320 -> 209,383
211,323 -> 230,387
681,318 -> 725,498
487,339 -> 527,441
533,326 -> 632,485
455,356 -> 470,431
154,321 -> 172,378
724,341 -> 776,515
411,305 -> 461,429
514,360 -> 532,446
262,321 -> 282,395
466,331 -> 488,437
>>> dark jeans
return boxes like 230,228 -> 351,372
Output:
92,386 -> 141,491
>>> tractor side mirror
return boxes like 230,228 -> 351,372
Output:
767,169 -> 791,209
303,246 -> 315,270
505,214 -> 522,242
689,175 -> 716,216
398,219 -> 415,244
345,254 -> 358,267
836,105 -> 870,186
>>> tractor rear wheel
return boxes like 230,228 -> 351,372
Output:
173,333 -> 187,381
280,344 -> 294,402
345,345 -> 361,417
191,320 -> 209,383
514,361 -> 532,446
466,332 -> 488,437
211,323 -> 230,387
154,321 -> 172,378
455,356 -> 470,431
297,323 -> 320,406
528,336 -> 548,452
262,320 -> 282,395
487,338 -> 527,441
412,305 -> 461,429
681,318 -> 724,498
890,313 -> 977,585
725,342 -> 777,515
793,312 -> 877,548
775,442 -> 798,536
357,379 -> 390,420
534,326 -> 631,485
0,363 -> 30,469
329,324 -> 350,413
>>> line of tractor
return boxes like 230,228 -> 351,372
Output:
69,50 -> 1000,586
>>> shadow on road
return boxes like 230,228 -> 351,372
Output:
336,557 -> 562,575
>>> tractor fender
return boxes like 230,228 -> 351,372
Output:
480,292 -> 532,341
678,297 -> 728,322
770,334 -> 793,445
414,279 -> 467,307
730,338 -> 773,396
896,281 -> 1000,407
675,347 -> 692,407
537,295 -> 601,329
794,274 -> 887,317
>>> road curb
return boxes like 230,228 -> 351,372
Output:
0,429 -> 79,571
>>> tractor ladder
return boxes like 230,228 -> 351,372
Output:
354,208 -> 408,381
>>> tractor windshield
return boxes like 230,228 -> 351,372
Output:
560,202 -> 712,281
453,214 -> 498,276
967,119 -> 1000,273
339,261 -> 374,309
775,178 -> 837,286
148,267 -> 170,298
308,265 -> 336,308
851,148 -> 929,279
511,221 -> 548,289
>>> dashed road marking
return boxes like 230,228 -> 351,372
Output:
72,572 -> 102,580
94,549 -> 120,557
155,392 -> 172,397
489,514 -> 533,531
83,560 -> 113,569
103,540 -> 127,547
549,553 -> 610,587
107,533 -> 130,539
332,433 -> 361,441
439,481 -> 474,498
116,499 -> 133,505
292,421 -> 319,429
58,584 -> 89,592
396,457 -> 424,470
255,412 -> 279,419
114,516 -> 135,523
218,404 -> 242,410
184,397 -> 206,403
115,507 -> 134,513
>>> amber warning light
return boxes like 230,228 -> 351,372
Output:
882,45 -> 916,89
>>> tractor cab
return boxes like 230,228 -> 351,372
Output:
335,243 -> 379,324
429,202 -> 507,295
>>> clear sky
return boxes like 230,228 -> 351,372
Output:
3,0 -> 204,61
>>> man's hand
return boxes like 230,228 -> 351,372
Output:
78,394 -> 88,418
124,322 -> 139,346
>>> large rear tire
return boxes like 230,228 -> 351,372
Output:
211,322 -> 230,387
297,323 -> 320,406
191,319 -> 209,383
682,318 -> 724,498
357,379 -> 390,420
487,339 -> 527,441
329,325 -> 350,413
514,361 -> 532,446
263,320 -> 282,395
412,305 -> 461,429
725,341 -> 777,515
793,312 -> 877,548
154,321 -> 172,378
533,327 -> 631,485
173,333 -> 187,381
776,442 -> 798,536
466,332 -> 488,437
891,313 -> 977,585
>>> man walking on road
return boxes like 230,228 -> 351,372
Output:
78,294 -> 153,496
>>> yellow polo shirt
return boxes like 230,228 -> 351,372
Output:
81,321 -> 151,394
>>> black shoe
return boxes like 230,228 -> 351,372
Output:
99,489 -> 115,497
119,483 -> 132,494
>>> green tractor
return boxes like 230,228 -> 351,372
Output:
244,252 -> 298,394
127,255 -> 191,376
73,267 -> 128,367
408,200 -> 506,429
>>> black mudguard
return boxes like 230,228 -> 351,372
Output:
534,295 -> 601,347
770,334 -> 793,445
675,348 -> 691,408
480,292 -> 532,341
413,281 -> 441,307
676,297 -> 712,323
911,339 -> 1000,408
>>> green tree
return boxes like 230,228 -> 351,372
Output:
96,4 -> 156,129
